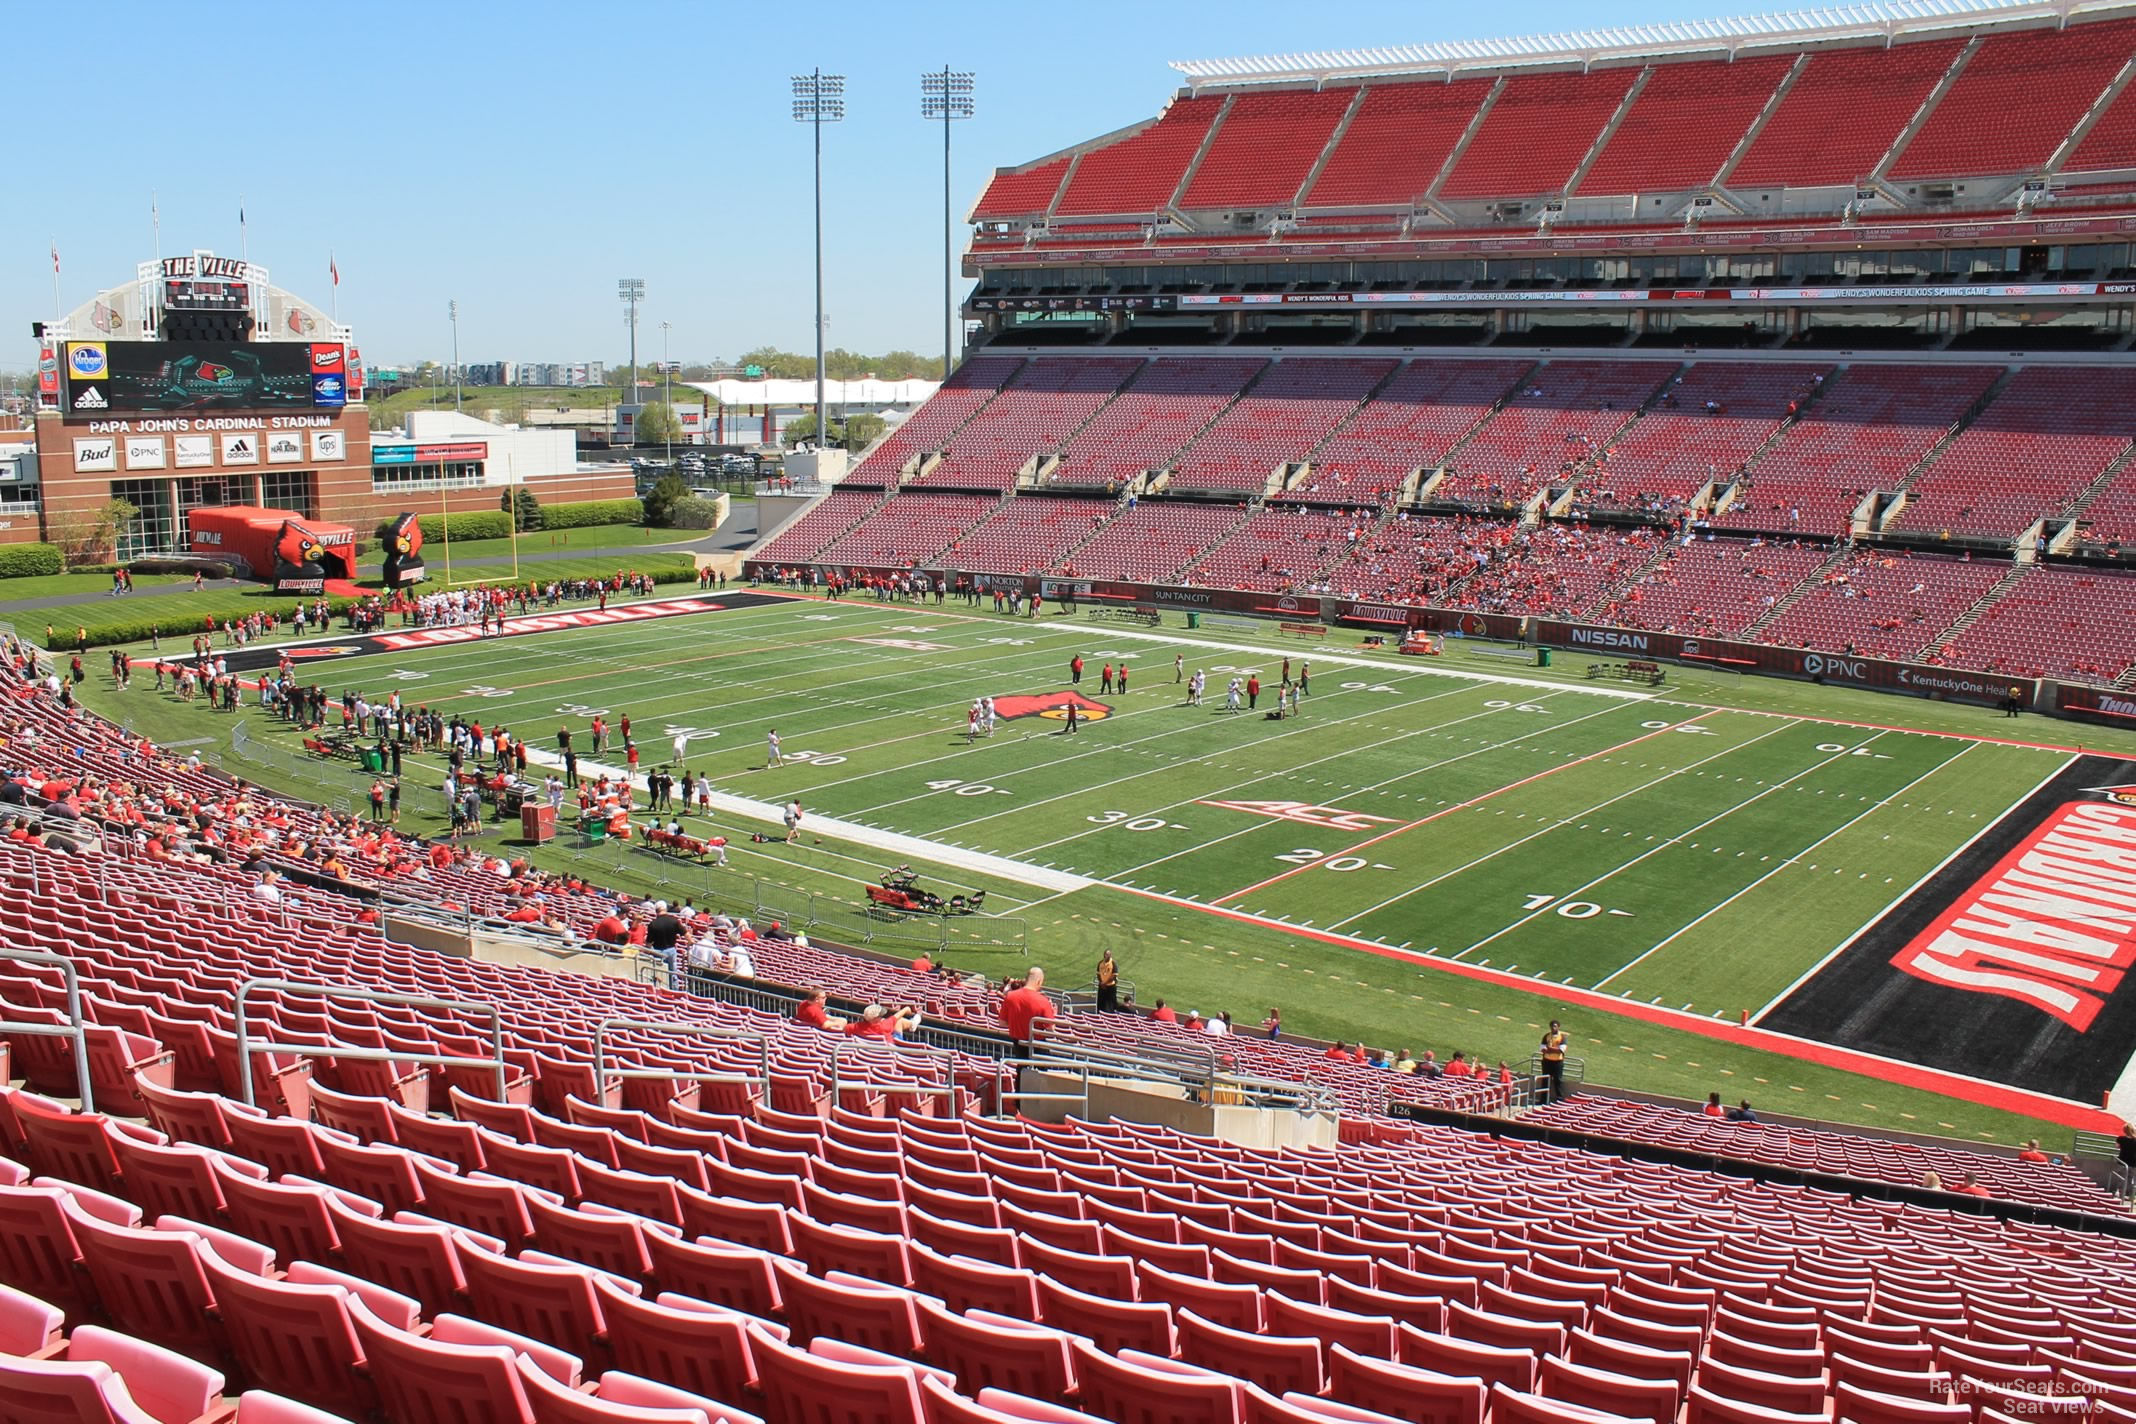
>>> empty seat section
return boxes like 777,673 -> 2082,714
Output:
847,357 -> 1024,485
948,496 -> 1114,576
1052,359 -> 1267,488
1181,90 -> 1354,210
1714,366 -> 2001,536
1890,368 -> 2136,539
1190,505 -> 1376,593
1758,550 -> 2004,661
1730,41 -> 1962,188
1440,70 -> 1638,199
1169,360 -> 1396,494
915,358 -> 1145,490
755,490 -> 889,566
1892,20 -> 2136,178
1585,365 -> 1830,516
972,158 -> 1072,222
818,495 -> 1002,569
1062,502 -> 1249,583
1580,55 -> 1792,194
1056,96 -> 1227,217
1309,361 -> 1525,495
1596,538 -> 1830,638
1939,565 -> 2136,685
1305,80 -> 1496,206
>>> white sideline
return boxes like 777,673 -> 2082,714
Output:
517,745 -> 1095,896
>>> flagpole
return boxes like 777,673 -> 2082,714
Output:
330,250 -> 338,324
239,195 -> 247,264
507,453 -> 520,584
50,240 -> 59,324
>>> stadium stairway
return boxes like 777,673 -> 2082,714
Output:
1918,562 -> 2034,660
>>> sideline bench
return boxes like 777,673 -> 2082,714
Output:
1588,660 -> 1666,687
1279,622 -> 1329,639
1086,607 -> 1161,627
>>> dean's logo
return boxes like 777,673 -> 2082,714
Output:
993,690 -> 1113,723
2086,782 -> 2136,808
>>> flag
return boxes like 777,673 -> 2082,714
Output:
49,242 -> 58,275
330,253 -> 339,287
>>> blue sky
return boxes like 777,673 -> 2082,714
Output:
12,0 -> 1734,368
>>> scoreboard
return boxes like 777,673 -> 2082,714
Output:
163,279 -> 251,312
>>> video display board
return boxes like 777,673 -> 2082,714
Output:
62,341 -> 333,414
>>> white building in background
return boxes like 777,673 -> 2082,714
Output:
682,377 -> 939,447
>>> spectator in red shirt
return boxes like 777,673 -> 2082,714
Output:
1151,1000 -> 1176,1023
794,988 -> 837,1030
1955,1174 -> 1993,1198
590,911 -> 630,945
1703,1092 -> 1725,1118
2017,1139 -> 2050,1163
1444,1052 -> 1473,1078
1324,1041 -> 1353,1061
997,968 -> 1055,1054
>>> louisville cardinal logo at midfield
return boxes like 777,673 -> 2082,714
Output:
2085,782 -> 2136,808
993,690 -> 1114,722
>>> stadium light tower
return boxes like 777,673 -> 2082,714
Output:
792,69 -> 844,451
920,68 -> 975,383
448,300 -> 461,413
619,278 -> 645,406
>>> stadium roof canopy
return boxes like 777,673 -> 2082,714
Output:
1170,0 -> 2124,87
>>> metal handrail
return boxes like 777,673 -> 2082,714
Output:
0,948 -> 94,1111
591,1018 -> 771,1098
234,978 -> 507,1107
830,1038 -> 960,1105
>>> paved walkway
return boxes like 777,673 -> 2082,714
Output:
0,507 -> 761,615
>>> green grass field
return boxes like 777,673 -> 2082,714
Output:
76,591 -> 2136,1146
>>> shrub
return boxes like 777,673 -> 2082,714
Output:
543,498 -> 644,530
129,556 -> 232,578
371,511 -> 512,546
668,497 -> 723,530
0,543 -> 63,578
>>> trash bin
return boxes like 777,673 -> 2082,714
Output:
1186,613 -> 1200,629
361,748 -> 384,773
1537,648 -> 1551,668
582,818 -> 608,844
521,803 -> 556,845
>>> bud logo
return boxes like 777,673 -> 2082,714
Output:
992,690 -> 1113,723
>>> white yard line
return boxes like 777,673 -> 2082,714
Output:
1327,714 -> 1800,931
1596,741 -> 1976,991
1746,751 -> 2073,1021
517,744 -> 1092,896
1453,732 -> 1892,961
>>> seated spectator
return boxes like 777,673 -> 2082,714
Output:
1392,1050 -> 1416,1074
1955,1173 -> 1992,1198
2017,1139 -> 2050,1163
1703,1091 -> 1724,1118
1324,1040 -> 1352,1061
1725,1099 -> 1759,1123
1151,1000 -> 1176,1024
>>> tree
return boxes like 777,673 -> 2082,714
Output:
48,497 -> 140,564
643,473 -> 690,527
501,486 -> 542,532
634,403 -> 682,447
841,412 -> 887,450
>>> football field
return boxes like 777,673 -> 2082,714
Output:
142,589 -> 2136,1140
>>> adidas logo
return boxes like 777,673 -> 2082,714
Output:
72,387 -> 106,410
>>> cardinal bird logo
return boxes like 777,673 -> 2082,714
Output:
992,690 -> 1114,723
2086,783 -> 2136,808
276,521 -> 327,568
196,361 -> 234,384
385,512 -> 423,558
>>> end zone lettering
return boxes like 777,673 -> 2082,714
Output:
374,599 -> 717,650
1892,798 -> 2136,1031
